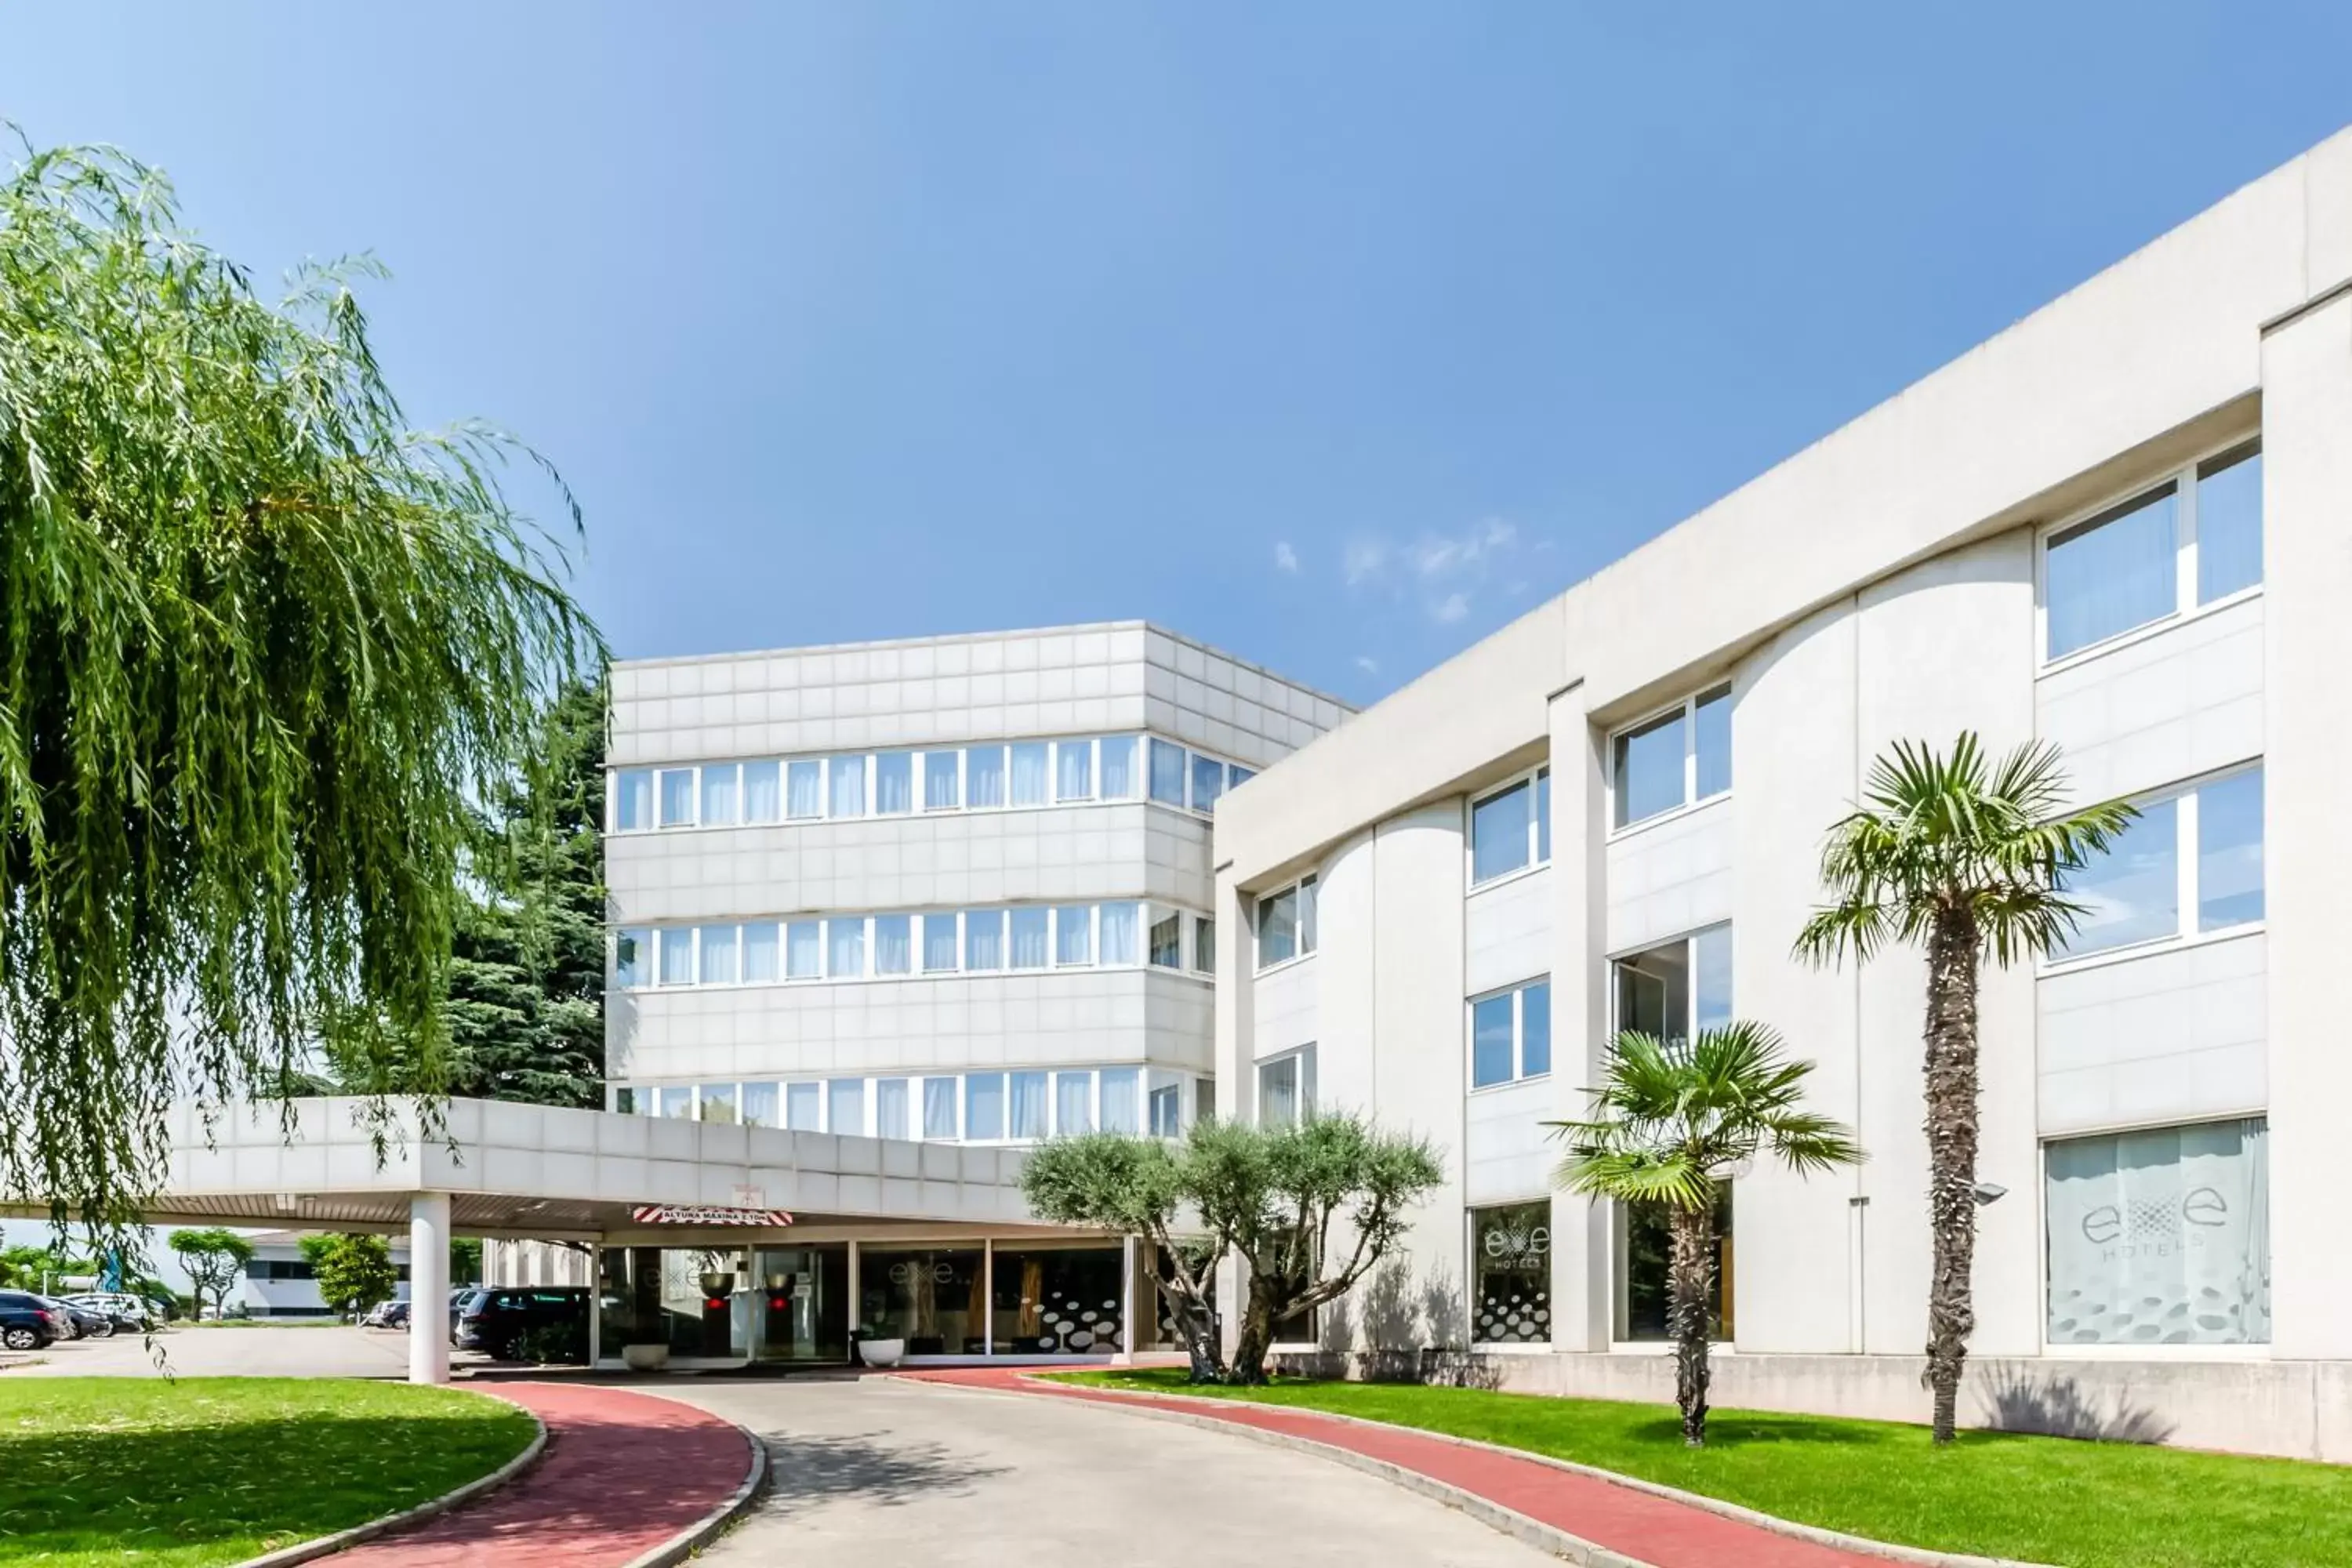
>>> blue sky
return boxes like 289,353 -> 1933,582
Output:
5,4 -> 2350,705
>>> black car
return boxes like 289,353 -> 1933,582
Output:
454,1287 -> 589,1362
0,1290 -> 63,1352
38,1296 -> 108,1340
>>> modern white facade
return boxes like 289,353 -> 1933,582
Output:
237,1229 -> 412,1318
1206,126 -> 2352,1461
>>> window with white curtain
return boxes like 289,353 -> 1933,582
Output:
696,924 -> 739,985
1054,906 -> 1094,966
743,760 -> 781,823
658,927 -> 695,986
1011,908 -> 1050,968
1099,902 -> 1139,965
1149,1081 -> 1181,1137
923,913 -> 960,972
1056,1070 -> 1094,1134
966,909 -> 1005,971
743,923 -> 780,982
923,750 -> 960,811
786,1082 -> 821,1131
615,928 -> 649,988
742,1082 -> 778,1128
828,918 -> 866,978
2058,766 -> 2264,957
967,746 -> 1007,808
1149,739 -> 1186,806
1195,916 -> 1214,975
1056,739 -> 1094,801
786,920 -> 822,979
699,763 -> 741,826
658,769 -> 697,828
699,1083 -> 738,1123
924,1077 -> 960,1139
873,915 -> 912,975
2045,442 -> 2263,664
786,759 -> 824,819
659,1086 -> 694,1119
1255,877 -> 1317,969
1149,912 -> 1181,968
829,756 -> 866,818
2197,445 -> 2263,604
874,753 -> 914,815
1258,1047 -> 1316,1127
614,770 -> 653,831
1010,1071 -> 1049,1139
1191,753 -> 1226,813
1011,742 -> 1050,807
2045,1117 -> 2269,1345
828,1078 -> 866,1135
876,1078 -> 910,1141
1101,736 -> 1139,799
1101,1068 -> 1140,1134
966,1074 -> 1006,1140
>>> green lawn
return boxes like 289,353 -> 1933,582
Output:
0,1378 -> 536,1566
1055,1370 -> 2352,1568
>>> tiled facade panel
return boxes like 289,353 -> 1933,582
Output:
2038,934 -> 2268,1136
1465,1079 -> 1553,1205
1466,865 -> 1552,997
2037,596 -> 2265,804
1250,958 -> 1319,1057
1603,796 -> 1734,956
608,969 -> 1213,1085
612,622 -> 1345,768
608,805 -> 1211,922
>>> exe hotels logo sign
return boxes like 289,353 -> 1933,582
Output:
2079,1187 -> 2230,1260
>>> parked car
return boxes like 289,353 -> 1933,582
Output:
0,1290 -> 61,1351
358,1300 -> 397,1328
380,1301 -> 412,1330
449,1287 -> 479,1341
454,1287 -> 589,1362
38,1295 -> 107,1340
66,1293 -> 154,1334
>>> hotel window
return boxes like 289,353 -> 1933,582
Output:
1196,1075 -> 1216,1124
1615,1185 -> 1732,1342
1149,1080 -> 1181,1138
699,1083 -> 738,1124
1149,739 -> 1187,806
966,909 -> 1006,971
695,924 -> 739,985
1258,1045 -> 1316,1127
1011,742 -> 1051,807
967,745 -> 1007,808
658,768 -> 697,828
1101,1068 -> 1141,1134
742,923 -> 780,983
1056,1070 -> 1094,1134
1101,735 -> 1140,799
1254,876 -> 1317,969
923,1076 -> 960,1139
873,915 -> 913,976
1149,912 -> 1182,969
1056,739 -> 1094,801
657,927 -> 695,987
613,769 -> 652,831
828,1078 -> 866,1136
612,1086 -> 637,1116
786,1081 -> 821,1131
659,1086 -> 695,1120
699,763 -> 741,826
922,913 -> 960,973
786,920 -> 822,979
742,1082 -> 778,1129
742,760 -> 782,823
1471,767 -> 1550,886
829,755 -> 866,818
1191,753 -> 1226,813
615,928 -> 649,988
1470,978 -> 1552,1089
1010,1071 -> 1049,1140
2044,441 -> 2262,662
966,1074 -> 1007,1141
1613,924 -> 1731,1041
2056,765 -> 2263,958
876,1078 -> 910,1141
874,752 -> 914,815
827,917 -> 866,978
1054,906 -> 1094,967
922,750 -> 961,811
1471,1202 -> 1552,1345
1194,916 -> 1215,975
2045,1117 -> 2269,1345
1010,908 -> 1050,968
786,759 -> 824,819
1100,902 -> 1140,965
1613,685 -> 1730,829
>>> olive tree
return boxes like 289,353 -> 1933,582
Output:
1022,1133 -> 1225,1381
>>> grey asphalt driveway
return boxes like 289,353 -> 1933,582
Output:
665,1374 -> 1555,1566
9,1323 -> 414,1377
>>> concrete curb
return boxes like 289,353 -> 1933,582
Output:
230,1393 -> 550,1568
613,1397 -> 771,1568
935,1374 -> 2059,1568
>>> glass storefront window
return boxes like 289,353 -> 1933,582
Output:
753,1244 -> 848,1363
597,1246 -> 751,1361
1613,1186 -> 1733,1342
1471,1202 -> 1552,1345
860,1247 -> 986,1356
2045,1117 -> 2270,1345
992,1246 -> 1124,1355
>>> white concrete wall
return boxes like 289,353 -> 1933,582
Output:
1604,797 -> 1734,958
1465,1080 -> 1553,1206
2037,934 -> 2268,1135
1465,865 -> 1552,998
2036,595 -> 2264,806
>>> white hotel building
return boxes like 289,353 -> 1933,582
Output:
1204,126 -> 2352,1458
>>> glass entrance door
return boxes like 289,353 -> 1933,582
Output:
751,1244 -> 849,1363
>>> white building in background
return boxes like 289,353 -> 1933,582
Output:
1207,125 -> 2352,1459
583,622 -> 1346,1363
238,1229 -> 412,1318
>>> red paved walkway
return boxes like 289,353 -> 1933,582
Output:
330,1381 -> 753,1566
904,1369 -> 1893,1568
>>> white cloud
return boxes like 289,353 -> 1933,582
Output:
1432,591 -> 1470,624
1273,540 -> 1300,574
1342,537 -> 1389,586
1341,515 -> 1536,627
1353,655 -> 1379,674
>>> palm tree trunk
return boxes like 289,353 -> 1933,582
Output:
1922,908 -> 1981,1446
1667,1203 -> 1717,1446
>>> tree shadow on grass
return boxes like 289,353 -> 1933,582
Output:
1624,1411 -> 1894,1450
0,1412 -> 530,1559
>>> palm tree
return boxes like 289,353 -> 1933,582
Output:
1794,734 -> 2132,1446
1552,1022 -> 1860,1446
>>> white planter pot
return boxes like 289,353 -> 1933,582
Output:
857,1338 -> 906,1368
622,1343 -> 671,1372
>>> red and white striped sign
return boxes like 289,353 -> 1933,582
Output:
628,1204 -> 794,1227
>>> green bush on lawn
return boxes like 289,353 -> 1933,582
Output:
1055,1370 -> 2352,1568
0,1377 -> 536,1567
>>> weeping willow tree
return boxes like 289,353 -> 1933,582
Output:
0,136 -> 601,1250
